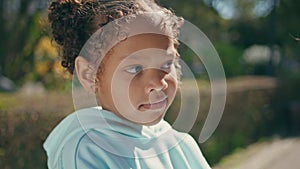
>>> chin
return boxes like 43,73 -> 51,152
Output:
141,111 -> 166,126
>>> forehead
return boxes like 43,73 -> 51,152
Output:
108,34 -> 176,61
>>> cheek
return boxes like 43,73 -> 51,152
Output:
128,76 -> 142,101
168,68 -> 178,87
167,77 -> 178,93
166,72 -> 178,97
96,78 -> 112,107
96,67 -> 115,105
112,73 -> 135,101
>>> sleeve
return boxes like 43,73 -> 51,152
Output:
75,139 -> 109,169
72,132 -> 129,169
58,133 -> 110,169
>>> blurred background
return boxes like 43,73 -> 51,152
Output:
0,0 -> 299,168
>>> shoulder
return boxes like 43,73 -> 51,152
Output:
180,133 -> 200,149
43,107 -> 105,169
171,131 -> 212,169
170,131 -> 201,154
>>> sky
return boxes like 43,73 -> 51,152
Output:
209,0 -> 276,19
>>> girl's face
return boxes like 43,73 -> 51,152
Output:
96,34 -> 178,125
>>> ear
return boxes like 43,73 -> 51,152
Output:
75,56 -> 96,92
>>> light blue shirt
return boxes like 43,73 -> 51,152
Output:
43,107 -> 211,169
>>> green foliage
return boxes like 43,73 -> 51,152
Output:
167,76 -> 276,165
270,76 -> 300,136
0,1 -> 46,84
214,43 -> 246,77
1,0 -> 299,85
0,110 -> 49,168
159,0 -> 226,41
200,85 -> 275,164
0,92 -> 73,169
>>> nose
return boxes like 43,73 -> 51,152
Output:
143,69 -> 168,93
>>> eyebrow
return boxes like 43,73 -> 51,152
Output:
128,49 -> 176,58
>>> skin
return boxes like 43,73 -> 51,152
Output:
77,34 -> 178,126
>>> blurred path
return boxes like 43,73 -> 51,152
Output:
213,138 -> 300,169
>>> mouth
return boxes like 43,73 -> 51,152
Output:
140,98 -> 167,110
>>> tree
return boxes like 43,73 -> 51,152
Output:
159,0 -> 226,41
0,0 -> 47,84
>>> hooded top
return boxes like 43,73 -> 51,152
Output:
43,107 -> 211,169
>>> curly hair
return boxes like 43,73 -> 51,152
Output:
48,0 -> 182,74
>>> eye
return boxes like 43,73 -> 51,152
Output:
125,65 -> 143,74
161,60 -> 174,70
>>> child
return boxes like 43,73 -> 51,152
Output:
44,0 -> 211,168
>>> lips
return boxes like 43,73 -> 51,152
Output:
140,98 -> 167,110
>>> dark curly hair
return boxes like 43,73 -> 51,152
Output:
48,0 -> 182,74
